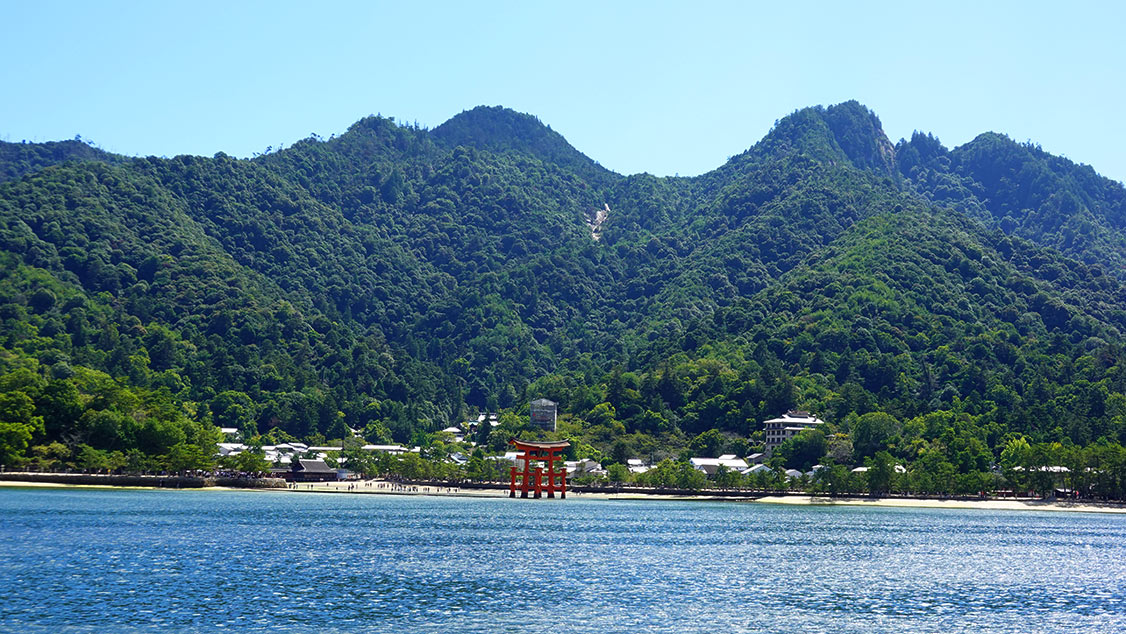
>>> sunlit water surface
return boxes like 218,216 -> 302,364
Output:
1,489 -> 1123,633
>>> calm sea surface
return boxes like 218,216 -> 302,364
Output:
0,488 -> 1123,633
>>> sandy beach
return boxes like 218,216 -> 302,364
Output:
278,480 -> 765,502
4,479 -> 1124,513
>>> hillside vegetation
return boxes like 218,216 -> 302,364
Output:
1,102 -> 1124,496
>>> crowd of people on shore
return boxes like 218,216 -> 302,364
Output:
284,479 -> 464,494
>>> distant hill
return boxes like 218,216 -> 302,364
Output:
897,130 -> 1126,275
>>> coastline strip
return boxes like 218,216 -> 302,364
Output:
4,478 -> 1124,513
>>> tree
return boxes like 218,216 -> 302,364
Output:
394,452 -> 430,480
1000,436 -> 1032,492
818,463 -> 853,496
1028,442 -> 1066,497
674,461 -> 708,490
163,443 -> 214,473
362,420 -> 393,445
0,421 -> 33,467
689,428 -> 725,458
607,462 -> 630,483
911,448 -> 956,495
780,429 -> 827,471
233,450 -> 272,475
28,288 -> 56,313
852,412 -> 902,458
75,444 -> 113,472
866,451 -> 896,496
262,427 -> 298,445
634,409 -> 671,434
136,418 -> 187,455
585,403 -> 625,441
639,459 -> 678,488
467,450 -> 502,481
38,380 -> 83,438
608,439 -> 631,465
825,433 -> 854,464
29,441 -> 70,471
0,391 -> 42,431
211,391 -> 257,439
0,391 -> 44,467
490,411 -> 527,451
714,465 -> 743,489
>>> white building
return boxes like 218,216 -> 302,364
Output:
565,458 -> 604,477
742,463 -> 771,476
439,425 -> 465,442
689,454 -> 750,476
361,444 -> 409,455
216,442 -> 246,457
486,451 -> 521,467
627,458 -> 651,474
762,410 -> 825,457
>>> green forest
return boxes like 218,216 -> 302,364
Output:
2,101 -> 1125,497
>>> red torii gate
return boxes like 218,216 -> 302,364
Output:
509,439 -> 570,499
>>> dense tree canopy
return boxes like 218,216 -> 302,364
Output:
1,101 -> 1125,495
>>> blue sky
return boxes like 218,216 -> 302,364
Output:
2,1 -> 1123,183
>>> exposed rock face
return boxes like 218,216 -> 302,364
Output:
587,203 -> 610,241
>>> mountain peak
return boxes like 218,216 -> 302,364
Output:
432,106 -> 611,181
433,105 -> 552,145
755,101 -> 897,176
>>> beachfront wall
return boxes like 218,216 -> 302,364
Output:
0,472 -> 287,489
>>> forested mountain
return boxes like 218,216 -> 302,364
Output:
2,101 -> 1125,491
898,129 -> 1126,274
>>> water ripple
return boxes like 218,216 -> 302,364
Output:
0,490 -> 1123,633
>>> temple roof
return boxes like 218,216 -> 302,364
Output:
508,439 -> 570,450
292,459 -> 336,473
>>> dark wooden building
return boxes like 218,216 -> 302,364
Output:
275,459 -> 340,482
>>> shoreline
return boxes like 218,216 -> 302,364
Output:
749,494 -> 1126,514
3,478 -> 1124,513
0,480 -> 234,492
0,472 -> 286,490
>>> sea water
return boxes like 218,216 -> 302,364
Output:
0,488 -> 1123,633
